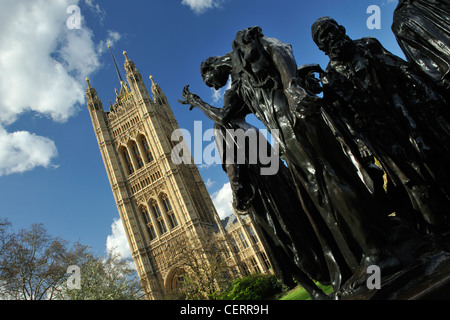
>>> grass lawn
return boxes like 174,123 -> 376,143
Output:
279,283 -> 334,300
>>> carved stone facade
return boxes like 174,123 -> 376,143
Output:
86,51 -> 273,300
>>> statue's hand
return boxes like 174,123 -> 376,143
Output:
285,81 -> 321,118
178,85 -> 202,111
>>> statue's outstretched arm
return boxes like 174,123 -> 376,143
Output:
178,85 -> 230,125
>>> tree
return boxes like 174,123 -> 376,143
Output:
164,227 -> 237,300
0,218 -> 14,298
0,223 -> 88,300
220,273 -> 283,300
0,218 -> 13,258
0,220 -> 144,300
56,250 -> 144,300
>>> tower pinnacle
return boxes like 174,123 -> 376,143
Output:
108,45 -> 124,85
149,75 -> 161,96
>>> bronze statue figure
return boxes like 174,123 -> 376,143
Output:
313,17 -> 450,235
181,26 -> 399,295
179,85 -> 331,299
178,9 -> 450,299
392,0 -> 450,86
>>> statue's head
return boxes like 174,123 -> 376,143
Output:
311,17 -> 350,55
200,53 -> 232,89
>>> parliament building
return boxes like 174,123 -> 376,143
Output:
85,49 -> 273,299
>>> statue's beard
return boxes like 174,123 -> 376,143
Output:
328,39 -> 354,61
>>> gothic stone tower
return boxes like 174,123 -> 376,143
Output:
86,50 -> 221,299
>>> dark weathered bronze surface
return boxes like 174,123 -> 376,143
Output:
392,0 -> 450,84
178,9 -> 450,299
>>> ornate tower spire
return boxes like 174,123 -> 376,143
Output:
123,50 -> 129,62
85,77 -> 102,111
108,45 -> 124,84
121,51 -> 151,106
108,45 -> 129,96
149,74 -> 162,97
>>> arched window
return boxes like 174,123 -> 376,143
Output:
139,135 -> 154,163
230,237 -> 240,253
250,257 -> 261,273
151,200 -> 167,235
121,147 -> 134,175
142,207 -> 151,224
161,194 -> 178,228
239,232 -> 249,249
141,207 -> 156,241
151,201 -> 162,218
131,141 -> 144,169
161,194 -> 172,212
247,226 -> 259,244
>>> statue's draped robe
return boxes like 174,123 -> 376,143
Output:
321,37 -> 450,233
229,27 -> 391,290
392,0 -> 450,82
212,99 -> 329,288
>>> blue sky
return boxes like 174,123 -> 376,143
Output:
0,0 -> 402,259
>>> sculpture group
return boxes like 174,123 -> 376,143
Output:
179,0 -> 450,299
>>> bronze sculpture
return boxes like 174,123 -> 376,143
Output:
180,26 -> 397,295
178,10 -> 450,299
313,17 -> 450,235
392,0 -> 450,86
179,80 -> 331,300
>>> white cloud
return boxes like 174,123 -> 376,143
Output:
181,0 -> 224,14
106,31 -> 121,47
211,76 -> 231,104
0,0 -> 89,124
97,30 -> 122,54
0,129 -> 58,176
381,0 -> 397,5
106,218 -> 133,261
212,88 -> 223,104
0,0 -> 118,176
205,178 -> 215,188
198,163 -> 217,170
84,0 -> 106,21
58,29 -> 101,83
211,182 -> 234,219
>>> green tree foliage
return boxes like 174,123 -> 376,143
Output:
0,219 -> 144,300
0,222 -> 88,300
162,227 -> 235,300
56,251 -> 144,300
220,274 -> 283,300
